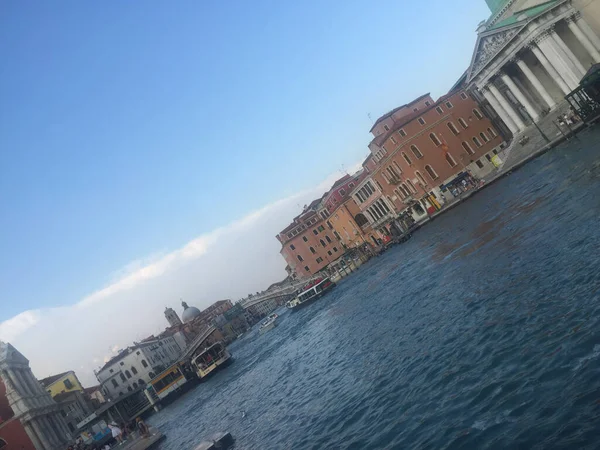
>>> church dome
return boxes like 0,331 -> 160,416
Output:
181,301 -> 201,323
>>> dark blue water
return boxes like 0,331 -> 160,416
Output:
149,128 -> 600,449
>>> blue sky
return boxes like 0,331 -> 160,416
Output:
0,0 -> 490,327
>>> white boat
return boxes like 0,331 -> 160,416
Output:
259,314 -> 277,334
286,278 -> 336,311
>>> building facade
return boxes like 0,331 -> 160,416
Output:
95,336 -> 182,400
352,89 -> 504,232
40,371 -> 84,399
277,198 -> 341,278
0,341 -> 71,450
467,0 -> 600,132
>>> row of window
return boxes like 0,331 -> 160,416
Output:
355,181 -> 376,204
295,235 -> 334,261
366,199 -> 392,223
380,126 -> 498,187
285,217 -> 319,239
384,108 -> 484,153
302,246 -> 340,273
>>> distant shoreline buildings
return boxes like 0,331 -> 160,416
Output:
277,0 -> 600,279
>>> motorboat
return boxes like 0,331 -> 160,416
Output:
286,277 -> 336,311
259,314 -> 277,334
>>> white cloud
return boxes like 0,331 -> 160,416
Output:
0,311 -> 42,342
0,168 -> 358,386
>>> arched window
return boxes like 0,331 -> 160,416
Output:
445,153 -> 457,167
141,360 -> 148,368
402,152 -> 412,165
487,127 -> 497,137
127,386 -> 132,392
320,239 -> 327,247
325,235 -> 332,243
125,370 -> 132,379
309,246 -> 316,254
354,213 -> 369,227
111,379 -> 119,388
411,145 -> 423,159
462,141 -> 475,155
406,179 -> 417,193
447,122 -> 460,135
429,133 -> 442,146
149,372 -> 155,378
416,171 -> 428,186
297,255 -> 304,262
131,366 -> 138,375
473,108 -> 483,119
458,118 -> 468,129
379,200 -> 391,213
400,184 -> 410,198
425,165 -> 439,180
0,438 -> 7,449
120,373 -> 126,382
132,382 -> 138,389
480,132 -> 489,143
392,160 -> 402,173
473,136 -> 482,148
138,379 -> 145,385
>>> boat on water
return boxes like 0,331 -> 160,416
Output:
259,313 -> 278,334
191,342 -> 233,380
286,277 -> 336,311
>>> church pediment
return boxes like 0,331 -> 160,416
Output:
467,24 -> 525,82
0,342 -> 30,367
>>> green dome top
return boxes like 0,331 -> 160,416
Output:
486,0 -> 509,13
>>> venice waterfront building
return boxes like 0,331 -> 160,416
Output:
0,341 -> 71,450
468,0 -> 600,132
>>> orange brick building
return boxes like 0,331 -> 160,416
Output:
277,173 -> 370,278
352,88 -> 505,231
277,198 -> 342,278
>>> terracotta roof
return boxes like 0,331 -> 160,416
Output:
369,93 -> 431,133
40,371 -> 71,387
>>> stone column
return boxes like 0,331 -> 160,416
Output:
550,29 -> 586,77
573,12 -> 600,52
501,72 -> 540,121
7,369 -> 30,398
515,57 -> 556,109
488,82 -> 526,130
24,422 -> 45,450
31,419 -> 52,450
529,43 -> 571,95
567,15 -> 600,62
481,87 -> 518,134
536,32 -> 580,90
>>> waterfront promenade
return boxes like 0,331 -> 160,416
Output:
419,104 -> 587,224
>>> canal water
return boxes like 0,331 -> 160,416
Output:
149,128 -> 600,449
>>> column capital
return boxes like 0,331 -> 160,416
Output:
568,11 -> 582,23
510,55 -> 523,64
535,26 -> 557,44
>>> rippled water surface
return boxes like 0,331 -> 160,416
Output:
150,129 -> 600,449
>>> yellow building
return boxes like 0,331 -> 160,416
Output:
40,370 -> 84,398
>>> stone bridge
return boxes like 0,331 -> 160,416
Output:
240,276 -> 321,309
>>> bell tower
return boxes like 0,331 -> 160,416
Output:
165,306 -> 183,327
0,341 -> 70,450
